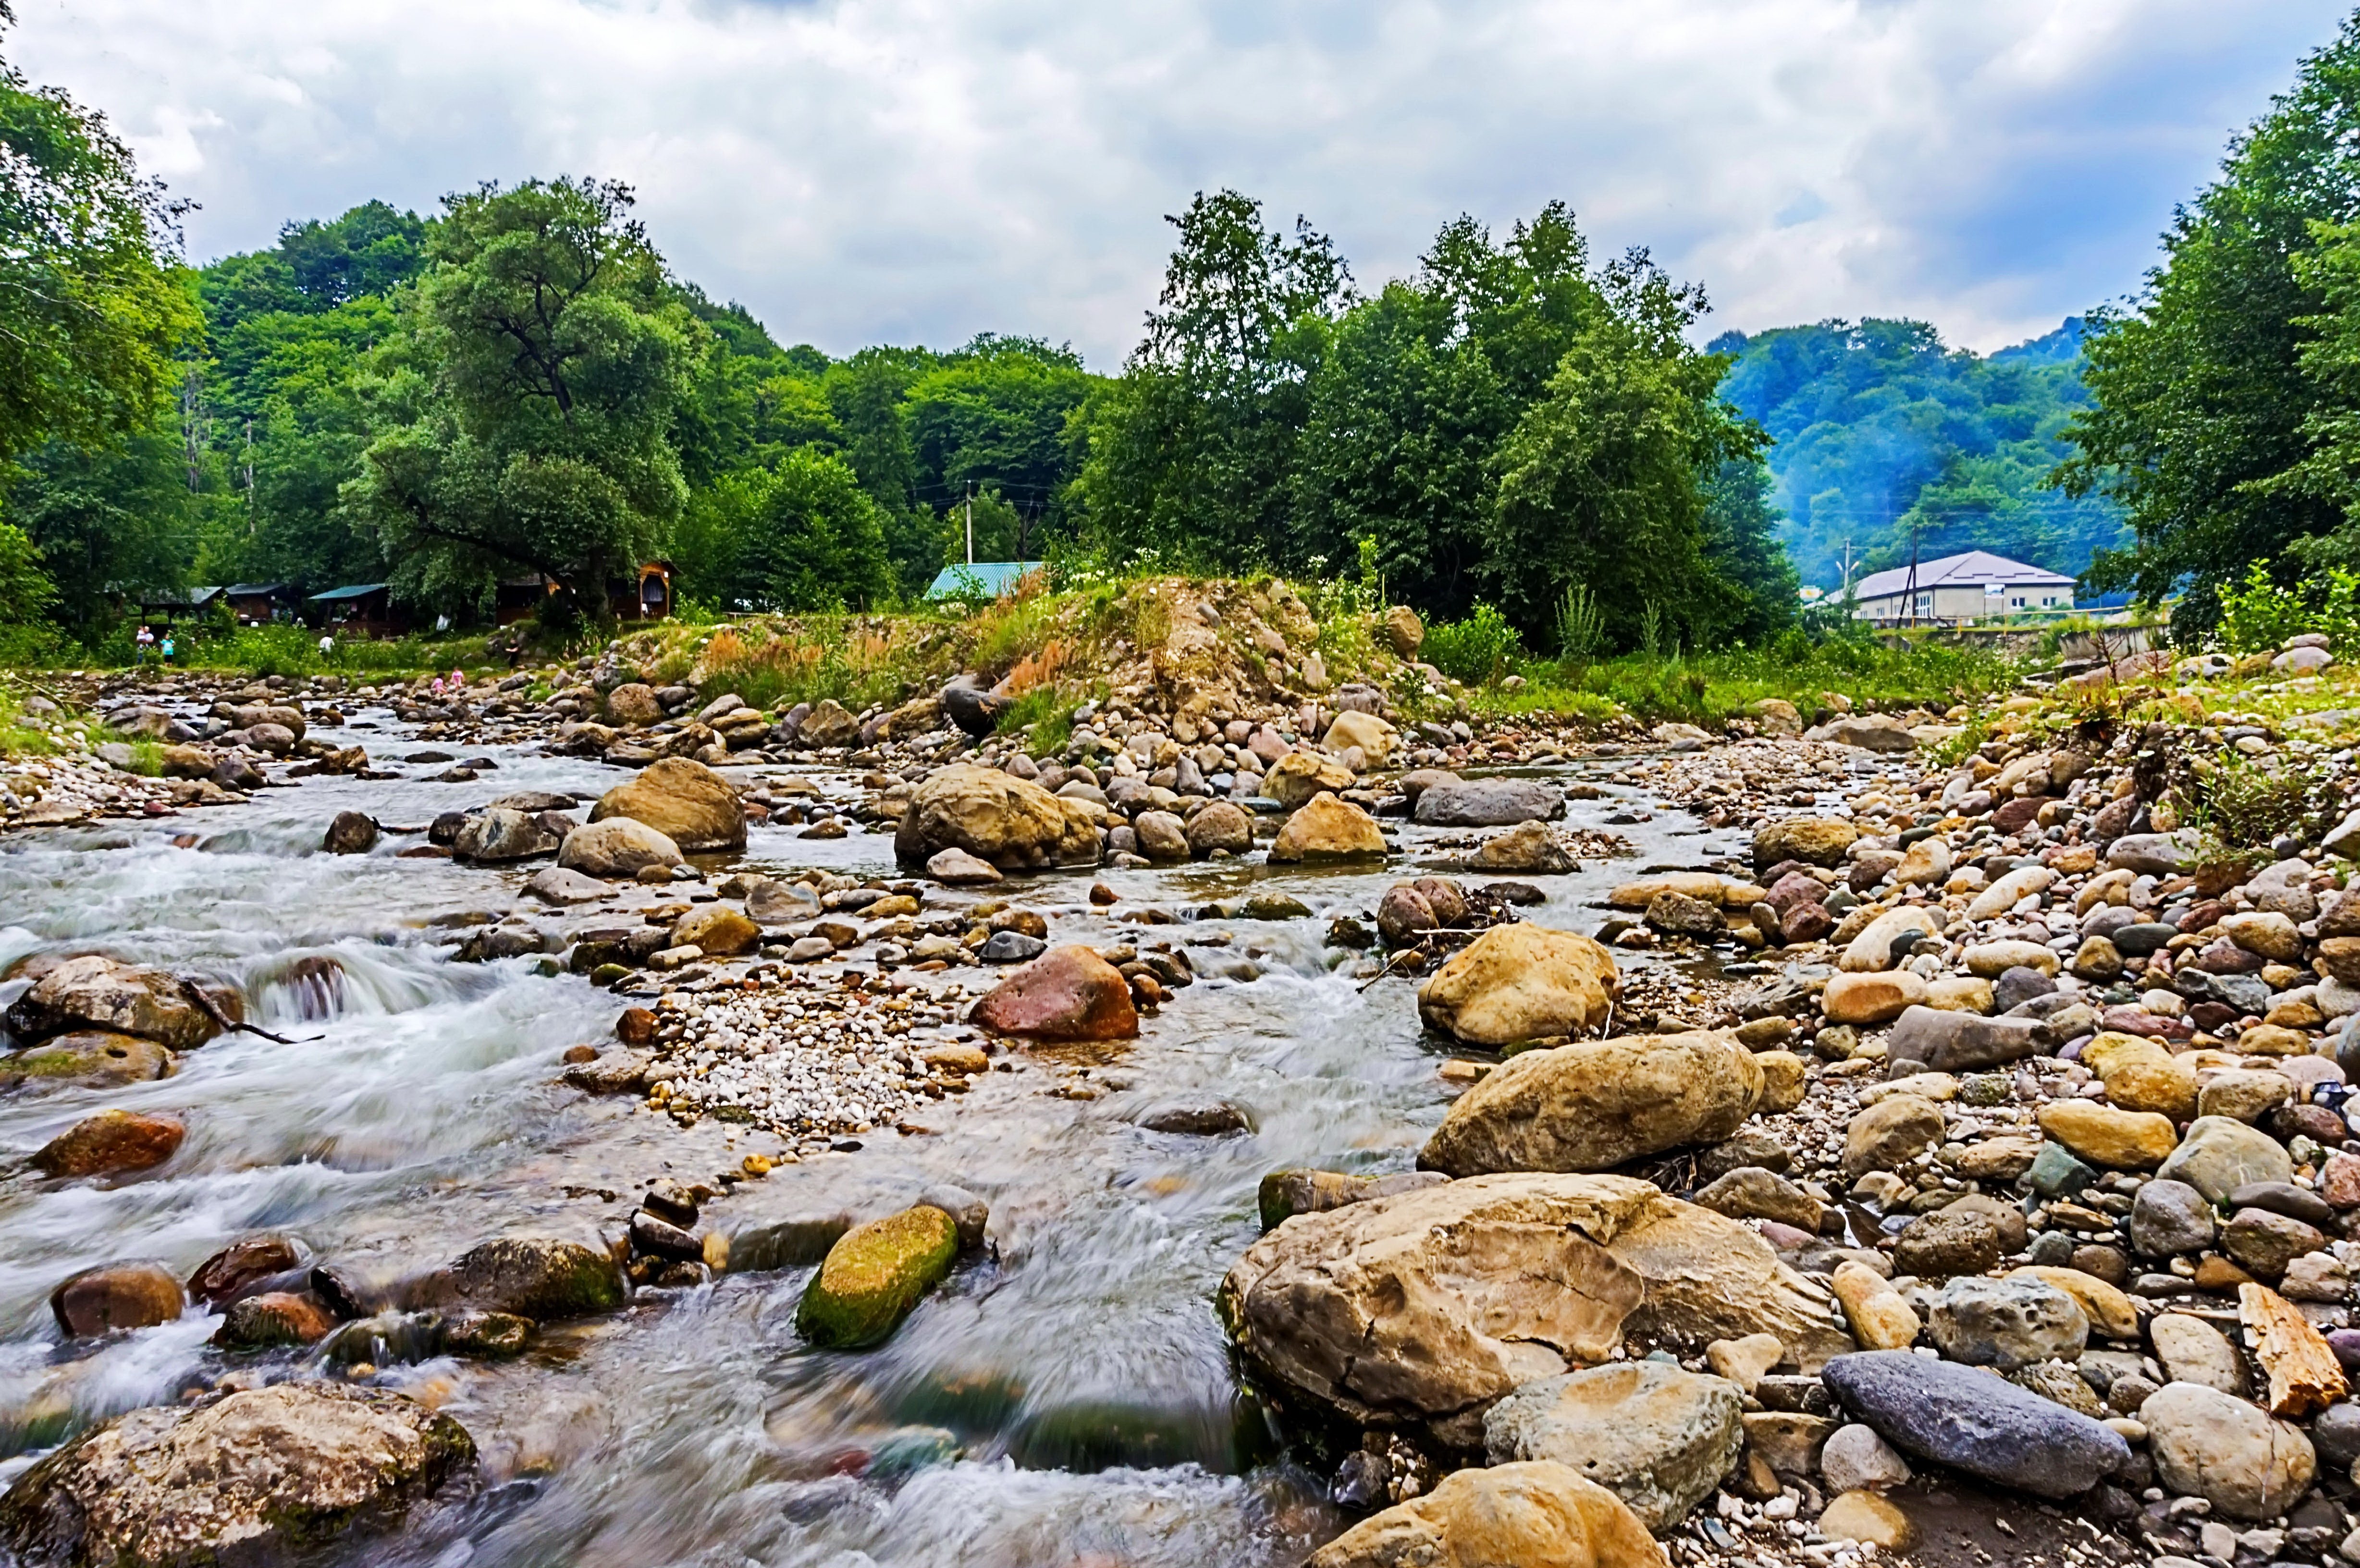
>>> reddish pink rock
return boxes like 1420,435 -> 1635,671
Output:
2325,1153 -> 2360,1211
969,946 -> 1139,1042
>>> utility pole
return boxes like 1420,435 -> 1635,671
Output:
964,484 -> 974,566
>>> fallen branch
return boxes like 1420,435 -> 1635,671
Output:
178,978 -> 319,1046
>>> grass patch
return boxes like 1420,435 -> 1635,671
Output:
1465,634 -> 2020,728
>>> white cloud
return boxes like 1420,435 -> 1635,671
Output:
11,0 -> 2348,363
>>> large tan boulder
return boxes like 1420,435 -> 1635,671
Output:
1754,818 -> 1858,870
1383,605 -> 1425,659
1309,1461 -> 1663,1568
1264,751 -> 1357,808
1822,971 -> 1925,1026
1323,709 -> 1395,764
1417,924 -> 1618,1048
2,956 -> 226,1052
1217,1173 -> 1847,1447
892,764 -> 1100,870
1267,794 -> 1387,861
1420,1030 -> 1763,1176
556,818 -> 683,879
589,757 -> 745,852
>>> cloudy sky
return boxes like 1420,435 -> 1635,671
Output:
13,0 -> 2350,366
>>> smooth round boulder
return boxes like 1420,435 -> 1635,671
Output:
556,817 -> 683,879
31,1110 -> 184,1179
1307,1461 -> 1660,1568
1753,817 -> 1858,870
894,763 -> 1100,869
1419,1030 -> 1763,1176
1264,751 -> 1356,808
1131,810 -> 1191,864
1415,923 -> 1618,1048
796,1204 -> 959,1348
50,1263 -> 185,1336
589,757 -> 745,852
1480,1361 -> 1743,1531
322,811 -> 377,855
969,946 -> 1139,1041
1267,794 -> 1386,861
1183,800 -> 1254,856
2157,1115 -> 2296,1202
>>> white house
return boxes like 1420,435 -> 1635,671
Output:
1848,550 -> 2076,625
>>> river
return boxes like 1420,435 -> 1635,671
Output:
0,696 -> 1760,1568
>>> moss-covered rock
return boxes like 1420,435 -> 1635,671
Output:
795,1205 -> 959,1348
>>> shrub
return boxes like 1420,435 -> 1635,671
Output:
2182,754 -> 2335,848
2215,557 -> 2360,653
1423,603 -> 1521,685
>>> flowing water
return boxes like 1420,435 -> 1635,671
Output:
0,702 -> 1756,1567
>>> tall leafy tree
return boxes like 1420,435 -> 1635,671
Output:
2056,16 -> 2360,634
1484,257 -> 1764,646
0,14 -> 197,472
675,448 -> 890,611
350,178 -> 701,614
1073,190 -> 1350,565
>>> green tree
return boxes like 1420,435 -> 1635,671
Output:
1484,257 -> 1763,647
0,19 -> 198,472
2056,16 -> 2360,635
350,177 -> 700,615
1698,456 -> 1800,645
1072,190 -> 1349,565
678,449 -> 890,611
1292,205 -> 1595,615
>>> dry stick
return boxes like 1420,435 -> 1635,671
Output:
178,978 -> 318,1046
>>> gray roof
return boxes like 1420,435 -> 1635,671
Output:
306,583 -> 390,602
1852,551 -> 2075,600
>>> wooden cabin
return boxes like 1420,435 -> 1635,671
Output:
305,584 -> 408,638
224,583 -> 294,625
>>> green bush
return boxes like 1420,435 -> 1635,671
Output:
2215,557 -> 2360,653
1423,603 -> 1521,685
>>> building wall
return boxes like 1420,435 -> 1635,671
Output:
1853,581 -> 2076,622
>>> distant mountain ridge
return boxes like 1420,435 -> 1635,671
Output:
1710,316 -> 2125,591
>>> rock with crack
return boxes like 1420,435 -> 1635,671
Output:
1217,1173 -> 1847,1448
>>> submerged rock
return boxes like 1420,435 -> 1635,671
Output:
31,1110 -> 184,1178
0,1383 -> 474,1568
444,1237 -> 623,1321
49,1263 -> 184,1336
1,1032 -> 177,1090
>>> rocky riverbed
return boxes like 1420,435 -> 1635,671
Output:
0,619 -> 2356,1567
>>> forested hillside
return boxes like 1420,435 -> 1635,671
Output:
1711,317 -> 2127,591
